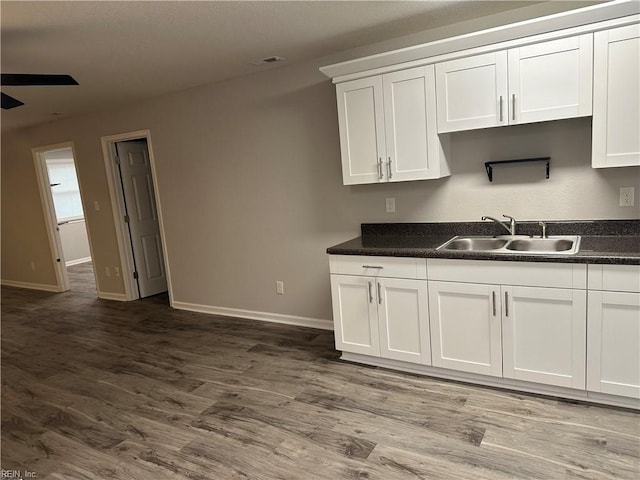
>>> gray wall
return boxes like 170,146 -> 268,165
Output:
2,2 -> 638,322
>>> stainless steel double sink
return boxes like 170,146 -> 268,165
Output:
437,235 -> 581,255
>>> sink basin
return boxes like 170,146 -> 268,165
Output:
438,235 -> 581,255
442,237 -> 508,251
506,238 -> 575,252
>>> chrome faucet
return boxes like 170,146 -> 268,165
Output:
482,214 -> 517,235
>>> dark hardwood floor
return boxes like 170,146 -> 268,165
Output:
2,265 -> 639,479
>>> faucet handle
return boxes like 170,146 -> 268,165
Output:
538,221 -> 547,239
502,214 -> 516,235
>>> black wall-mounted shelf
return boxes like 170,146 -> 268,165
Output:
484,157 -> 551,182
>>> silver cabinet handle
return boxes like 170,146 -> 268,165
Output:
512,94 -> 516,121
492,290 -> 496,316
377,282 -> 382,304
387,157 -> 392,179
368,282 -> 373,303
362,265 -> 383,269
505,291 -> 509,317
377,158 -> 383,180
499,96 -> 503,122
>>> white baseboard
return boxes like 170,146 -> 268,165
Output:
1,279 -> 62,292
65,256 -> 92,267
97,291 -> 129,301
172,301 -> 334,331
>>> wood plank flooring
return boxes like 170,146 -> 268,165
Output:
2,265 -> 639,479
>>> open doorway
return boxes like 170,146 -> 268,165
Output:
102,131 -> 171,302
33,143 -> 98,295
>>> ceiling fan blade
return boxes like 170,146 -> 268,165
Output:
1,92 -> 24,109
1,73 -> 79,86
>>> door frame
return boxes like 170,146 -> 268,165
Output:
32,141 -> 96,292
100,130 -> 172,303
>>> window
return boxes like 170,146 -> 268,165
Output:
45,152 -> 84,222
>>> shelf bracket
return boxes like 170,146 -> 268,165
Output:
484,157 -> 550,182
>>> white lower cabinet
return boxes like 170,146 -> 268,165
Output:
429,279 -> 586,388
330,274 -> 380,356
329,256 -> 430,364
428,281 -> 502,377
502,286 -> 586,389
378,278 -> 430,364
428,259 -> 588,390
587,265 -> 640,399
329,255 -> 639,407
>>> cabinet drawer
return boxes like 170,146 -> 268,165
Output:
426,259 -> 586,289
588,264 -> 640,293
329,255 -> 426,279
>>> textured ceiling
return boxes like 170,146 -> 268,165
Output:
1,1 -> 602,133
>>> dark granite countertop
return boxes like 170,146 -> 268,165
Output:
326,220 -> 640,265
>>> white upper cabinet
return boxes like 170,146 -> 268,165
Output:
436,51 -> 508,132
336,65 -> 449,185
436,33 -> 593,133
336,76 -> 386,185
592,24 -> 640,168
508,34 -> 593,124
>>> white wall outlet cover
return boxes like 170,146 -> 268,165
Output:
619,187 -> 635,207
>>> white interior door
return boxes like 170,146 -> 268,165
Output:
116,140 -> 167,298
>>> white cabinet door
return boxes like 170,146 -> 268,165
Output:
592,24 -> 640,168
378,278 -> 430,364
330,275 -> 380,356
336,67 -> 449,185
436,33 -> 593,133
508,34 -> 592,124
436,51 -> 508,133
336,77 -> 386,185
502,286 -> 586,389
383,66 -> 448,182
587,291 -> 640,399
428,281 -> 502,377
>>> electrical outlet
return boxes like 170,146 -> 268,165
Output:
276,280 -> 284,295
114,267 -> 120,277
619,187 -> 635,207
385,197 -> 396,213
30,261 -> 36,271
94,200 -> 100,211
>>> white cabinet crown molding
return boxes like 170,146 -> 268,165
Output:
320,2 -> 639,83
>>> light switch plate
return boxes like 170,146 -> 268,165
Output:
385,197 -> 396,213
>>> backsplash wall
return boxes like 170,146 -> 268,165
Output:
343,116 -> 640,224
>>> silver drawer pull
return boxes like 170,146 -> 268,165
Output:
368,282 -> 373,303
505,291 -> 509,317
362,265 -> 383,269
492,291 -> 496,316
377,282 -> 382,304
